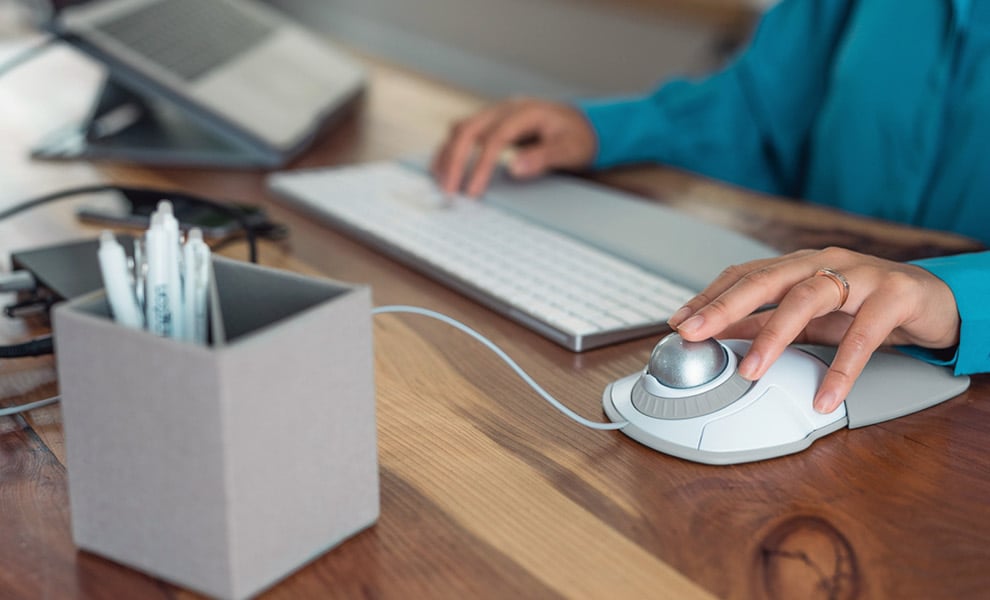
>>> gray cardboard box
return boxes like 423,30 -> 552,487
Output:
53,257 -> 379,599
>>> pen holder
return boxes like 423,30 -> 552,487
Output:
53,257 -> 379,600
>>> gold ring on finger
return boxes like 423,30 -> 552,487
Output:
815,267 -> 850,312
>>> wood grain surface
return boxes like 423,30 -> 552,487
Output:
1,32 -> 988,600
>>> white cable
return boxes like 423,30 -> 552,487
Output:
0,395 -> 59,417
372,305 -> 629,431
0,306 -> 631,430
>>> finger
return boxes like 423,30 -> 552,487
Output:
798,311 -> 855,346
437,107 -> 507,194
465,108 -> 548,197
508,145 -> 553,179
718,310 -> 773,339
667,250 -> 815,330
738,274 -> 854,379
720,310 -> 855,346
674,251 -> 824,341
812,291 -> 906,413
429,142 -> 451,180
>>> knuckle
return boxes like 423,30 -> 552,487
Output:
787,281 -> 822,306
826,365 -> 855,386
689,292 -> 714,309
705,296 -> 733,319
718,263 -> 749,282
819,246 -> 852,263
880,270 -> 915,294
755,324 -> 786,347
842,328 -> 874,355
490,128 -> 518,146
739,266 -> 774,287
451,118 -> 474,136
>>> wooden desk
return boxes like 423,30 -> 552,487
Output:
1,41 -> 988,600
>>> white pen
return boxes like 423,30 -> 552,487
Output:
156,200 -> 184,340
182,228 -> 211,345
132,235 -> 145,312
144,213 -> 172,337
97,231 -> 145,329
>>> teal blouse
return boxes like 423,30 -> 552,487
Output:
576,0 -> 989,375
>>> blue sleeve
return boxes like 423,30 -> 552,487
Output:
908,251 -> 990,375
574,0 -> 855,196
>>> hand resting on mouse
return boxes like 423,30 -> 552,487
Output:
666,247 -> 960,415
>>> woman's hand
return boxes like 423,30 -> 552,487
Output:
431,97 -> 597,197
666,247 -> 960,413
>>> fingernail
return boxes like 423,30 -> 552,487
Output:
677,314 -> 704,335
814,391 -> 838,414
668,306 -> 693,328
738,351 -> 761,379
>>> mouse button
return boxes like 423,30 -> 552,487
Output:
844,350 -> 971,428
698,386 -> 819,453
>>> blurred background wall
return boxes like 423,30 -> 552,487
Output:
266,0 -> 770,99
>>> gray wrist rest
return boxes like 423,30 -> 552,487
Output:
795,345 -> 970,428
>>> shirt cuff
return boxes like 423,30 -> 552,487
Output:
911,252 -> 990,375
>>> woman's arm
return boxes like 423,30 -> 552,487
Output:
577,0 -> 856,196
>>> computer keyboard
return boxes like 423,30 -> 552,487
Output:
269,162 -> 696,351
94,0 -> 275,81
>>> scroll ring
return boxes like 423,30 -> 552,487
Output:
815,268 -> 850,311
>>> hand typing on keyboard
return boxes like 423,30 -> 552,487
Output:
431,98 -> 596,197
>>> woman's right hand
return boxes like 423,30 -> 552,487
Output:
431,97 -> 597,197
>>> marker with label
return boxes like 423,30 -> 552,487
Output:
144,213 -> 172,337
97,231 -> 145,329
156,201 -> 184,340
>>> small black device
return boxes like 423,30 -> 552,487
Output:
76,194 -> 267,240
11,236 -> 130,304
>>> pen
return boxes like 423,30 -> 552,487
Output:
97,231 -> 145,329
182,228 -> 211,345
132,235 -> 145,312
144,213 -> 172,337
156,201 -> 184,340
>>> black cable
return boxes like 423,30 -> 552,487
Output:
0,184 -> 262,263
0,335 -> 53,358
0,36 -> 57,80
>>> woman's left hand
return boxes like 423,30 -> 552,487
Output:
666,247 -> 960,414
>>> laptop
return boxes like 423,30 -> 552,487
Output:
36,0 -> 365,167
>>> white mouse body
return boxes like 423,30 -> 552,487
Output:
603,334 -> 969,464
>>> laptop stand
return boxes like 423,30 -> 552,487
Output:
31,76 -> 279,169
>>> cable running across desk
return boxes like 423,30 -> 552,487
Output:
372,305 -> 627,430
0,306 -> 628,431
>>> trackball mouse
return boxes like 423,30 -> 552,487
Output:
602,333 -> 970,464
